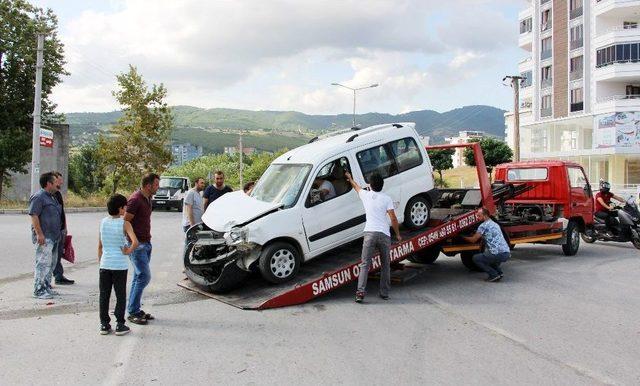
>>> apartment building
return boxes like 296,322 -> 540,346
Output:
507,0 -> 640,196
444,130 -> 486,168
171,143 -> 203,166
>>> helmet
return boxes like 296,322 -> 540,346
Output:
600,181 -> 610,194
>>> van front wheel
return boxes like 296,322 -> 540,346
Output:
258,242 -> 301,284
404,196 -> 431,229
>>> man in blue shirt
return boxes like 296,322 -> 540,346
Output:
462,208 -> 511,282
28,172 -> 63,299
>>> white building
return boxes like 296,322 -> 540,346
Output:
444,130 -> 486,167
507,0 -> 640,196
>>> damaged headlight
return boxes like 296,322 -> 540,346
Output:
224,227 -> 247,245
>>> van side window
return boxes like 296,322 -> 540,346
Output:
307,157 -> 352,207
568,167 -> 588,188
356,145 -> 398,182
389,137 -> 423,172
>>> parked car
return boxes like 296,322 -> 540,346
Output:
152,176 -> 191,212
184,122 -> 437,292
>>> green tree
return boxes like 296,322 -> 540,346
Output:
68,144 -> 103,195
427,148 -> 454,187
97,65 -> 173,194
463,137 -> 513,178
0,0 -> 67,198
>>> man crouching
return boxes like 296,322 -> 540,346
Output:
462,208 -> 511,282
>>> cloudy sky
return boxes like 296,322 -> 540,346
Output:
32,0 -> 525,115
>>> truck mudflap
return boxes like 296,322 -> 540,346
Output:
178,209 -> 482,309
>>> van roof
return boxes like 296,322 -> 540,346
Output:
273,122 -> 418,165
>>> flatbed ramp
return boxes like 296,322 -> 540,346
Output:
178,210 -> 481,310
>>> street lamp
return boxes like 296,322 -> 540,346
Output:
331,82 -> 379,128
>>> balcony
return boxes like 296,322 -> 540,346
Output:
570,70 -> 584,81
595,94 -> 640,114
540,108 -> 552,117
570,39 -> 584,50
594,0 -> 640,18
519,31 -> 533,50
541,49 -> 552,60
570,7 -> 583,20
541,78 -> 553,89
595,25 -> 640,48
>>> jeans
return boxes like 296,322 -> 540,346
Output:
356,232 -> 391,297
53,229 -> 66,280
128,242 -> 152,315
34,238 -> 60,296
472,251 -> 510,278
99,269 -> 127,325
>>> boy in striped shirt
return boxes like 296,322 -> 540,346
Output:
98,194 -> 139,335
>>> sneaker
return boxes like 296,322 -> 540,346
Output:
379,294 -> 390,300
34,292 -> 54,300
486,275 -> 501,282
115,324 -> 130,336
127,314 -> 148,325
138,309 -> 154,320
355,292 -> 365,303
55,276 -> 75,285
100,324 -> 112,335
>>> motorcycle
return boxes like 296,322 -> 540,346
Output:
581,198 -> 640,250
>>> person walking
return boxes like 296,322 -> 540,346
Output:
345,172 -> 402,303
51,171 -> 74,285
461,208 -> 511,282
124,173 -> 159,325
28,172 -> 63,299
98,194 -> 139,336
203,171 -> 232,209
182,177 -> 205,232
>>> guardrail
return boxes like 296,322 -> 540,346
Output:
540,108 -> 552,117
541,78 -> 553,88
596,94 -> 640,103
570,39 -> 584,50
541,50 -> 552,60
569,70 -> 583,81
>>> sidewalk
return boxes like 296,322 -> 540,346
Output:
0,207 -> 103,215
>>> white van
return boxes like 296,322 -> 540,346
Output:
152,176 -> 191,212
184,122 -> 436,292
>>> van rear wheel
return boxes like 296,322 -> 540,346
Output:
404,196 -> 431,229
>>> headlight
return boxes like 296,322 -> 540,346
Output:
172,190 -> 181,198
224,227 -> 247,244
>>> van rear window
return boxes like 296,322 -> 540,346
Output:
506,168 -> 548,181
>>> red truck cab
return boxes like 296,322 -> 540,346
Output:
494,160 -> 594,240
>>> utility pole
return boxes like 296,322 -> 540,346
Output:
503,75 -> 523,162
30,33 -> 45,196
238,130 -> 243,187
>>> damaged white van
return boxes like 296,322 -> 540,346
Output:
184,122 -> 437,292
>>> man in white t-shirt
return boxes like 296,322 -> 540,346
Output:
345,171 -> 402,303
313,177 -> 336,201
182,177 -> 205,233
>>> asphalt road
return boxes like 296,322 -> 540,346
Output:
1,211 -> 639,385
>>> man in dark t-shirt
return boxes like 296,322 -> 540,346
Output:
52,171 -> 74,285
203,170 -> 232,209
124,173 -> 159,325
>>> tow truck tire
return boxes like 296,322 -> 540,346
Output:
408,246 -> 440,264
631,229 -> 640,250
258,242 -> 301,284
460,251 -> 483,272
562,220 -> 580,256
404,196 -> 431,229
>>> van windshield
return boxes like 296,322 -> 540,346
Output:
159,178 -> 184,189
251,164 -> 312,208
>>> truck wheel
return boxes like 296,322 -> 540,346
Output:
460,251 -> 483,272
183,242 -> 249,293
258,242 -> 301,284
408,246 -> 440,264
631,229 -> 640,250
404,196 -> 431,229
562,220 -> 580,256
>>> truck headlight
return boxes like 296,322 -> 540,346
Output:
224,227 -> 247,245
172,190 -> 181,198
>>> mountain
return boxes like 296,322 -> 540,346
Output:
64,105 -> 506,153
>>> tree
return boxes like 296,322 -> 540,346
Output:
427,148 -> 454,187
97,66 -> 173,194
0,0 -> 67,198
68,144 -> 103,195
463,137 -> 513,178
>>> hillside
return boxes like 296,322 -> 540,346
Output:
64,104 -> 506,152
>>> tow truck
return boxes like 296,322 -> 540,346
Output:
179,142 -> 592,309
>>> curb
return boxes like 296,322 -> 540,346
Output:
0,207 -> 103,215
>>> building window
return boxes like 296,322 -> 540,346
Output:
541,65 -> 552,88
596,43 -> 640,67
570,56 -> 583,80
520,70 -> 532,88
520,18 -> 532,34
627,159 -> 640,185
626,85 -> 640,97
570,88 -> 583,112
570,24 -> 583,50
623,21 -> 638,30
541,9 -> 552,31
541,37 -> 552,60
541,95 -> 552,117
570,0 -> 583,19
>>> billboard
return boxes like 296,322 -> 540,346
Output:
39,128 -> 54,148
594,112 -> 640,150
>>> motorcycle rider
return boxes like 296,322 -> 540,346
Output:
594,181 -> 625,236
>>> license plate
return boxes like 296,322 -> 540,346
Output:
156,201 -> 166,204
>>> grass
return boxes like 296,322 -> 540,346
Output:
0,191 -> 112,210
442,166 -> 484,188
